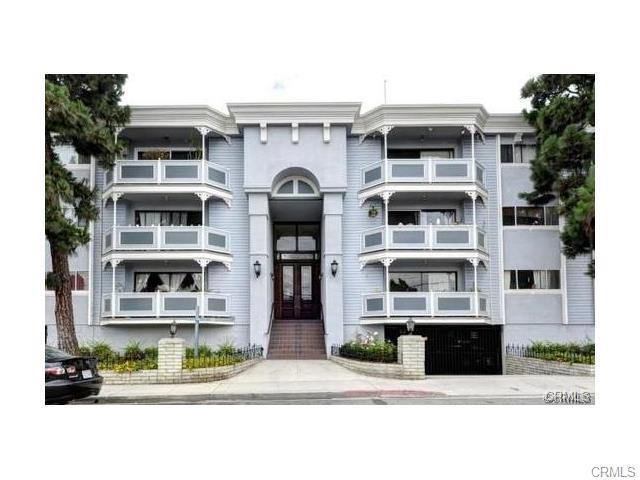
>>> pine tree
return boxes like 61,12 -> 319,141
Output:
520,74 -> 595,276
45,75 -> 129,353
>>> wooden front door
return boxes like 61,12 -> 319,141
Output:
275,262 -> 319,319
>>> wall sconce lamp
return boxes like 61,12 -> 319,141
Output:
331,260 -> 339,277
406,318 -> 415,335
253,260 -> 262,278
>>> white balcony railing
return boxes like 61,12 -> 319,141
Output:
105,159 -> 230,190
103,225 -> 230,254
362,291 -> 489,317
102,291 -> 231,318
361,158 -> 485,188
361,224 -> 486,253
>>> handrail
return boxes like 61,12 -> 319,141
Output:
266,301 -> 275,334
319,303 -> 326,335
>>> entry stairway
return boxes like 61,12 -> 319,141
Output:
267,318 -> 327,360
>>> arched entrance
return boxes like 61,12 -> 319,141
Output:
270,175 -> 322,320
267,173 -> 326,359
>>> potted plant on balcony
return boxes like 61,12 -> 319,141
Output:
368,204 -> 379,218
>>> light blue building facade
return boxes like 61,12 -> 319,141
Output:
45,103 -> 595,373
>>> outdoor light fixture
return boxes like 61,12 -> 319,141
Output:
253,260 -> 261,278
169,320 -> 177,338
406,318 -> 415,335
331,260 -> 339,277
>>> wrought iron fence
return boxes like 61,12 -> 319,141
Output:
183,345 -> 264,369
94,345 -> 264,372
506,344 -> 594,365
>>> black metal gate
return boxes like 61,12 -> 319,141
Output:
385,325 -> 502,375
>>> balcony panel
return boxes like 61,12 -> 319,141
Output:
120,230 -> 156,248
360,225 -> 483,254
103,292 -> 232,319
104,226 -> 230,254
360,158 -> 485,191
107,159 -> 230,190
362,291 -> 489,318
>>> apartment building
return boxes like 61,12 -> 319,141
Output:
45,103 -> 595,374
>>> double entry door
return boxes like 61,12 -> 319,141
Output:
275,262 -> 320,320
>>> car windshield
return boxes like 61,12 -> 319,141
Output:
45,345 -> 74,362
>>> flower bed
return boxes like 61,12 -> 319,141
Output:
333,339 -> 397,363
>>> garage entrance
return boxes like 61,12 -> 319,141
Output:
385,325 -> 502,375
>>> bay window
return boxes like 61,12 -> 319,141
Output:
134,272 -> 202,292
504,270 -> 560,290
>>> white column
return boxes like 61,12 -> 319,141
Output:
381,258 -> 395,318
113,127 -> 122,183
196,192 -> 211,250
381,191 -> 393,250
110,260 -> 120,318
467,125 -> 477,183
378,126 -> 394,182
469,258 -> 479,317
197,127 -> 212,182
111,193 -> 121,245
196,259 -> 210,317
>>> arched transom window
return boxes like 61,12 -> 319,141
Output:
272,176 -> 319,197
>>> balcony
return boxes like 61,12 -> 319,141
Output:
362,291 -> 489,319
104,225 -> 229,253
363,158 -> 484,186
103,159 -> 232,203
360,225 -> 486,262
102,291 -> 231,323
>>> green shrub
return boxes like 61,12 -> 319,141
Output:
527,341 -> 595,364
183,355 -> 241,370
89,341 -> 116,361
216,341 -> 236,356
123,341 -> 144,361
143,346 -> 158,359
78,345 -> 92,357
339,340 -> 397,363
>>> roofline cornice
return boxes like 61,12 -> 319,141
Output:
351,104 -> 490,134
125,103 -> 536,136
128,105 -> 238,135
227,102 -> 362,125
484,113 -> 535,134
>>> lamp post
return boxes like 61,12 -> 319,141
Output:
194,303 -> 200,358
169,320 -> 177,338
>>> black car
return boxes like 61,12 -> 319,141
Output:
45,345 -> 103,404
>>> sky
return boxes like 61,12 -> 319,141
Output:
121,70 -> 535,115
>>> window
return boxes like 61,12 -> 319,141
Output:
273,177 -> 318,197
423,209 -> 456,225
501,144 -> 537,163
136,148 -> 201,160
517,207 -> 544,225
274,224 -> 320,253
502,206 -> 559,226
389,272 -> 457,292
389,211 -> 419,226
134,272 -> 202,292
54,145 -> 91,165
500,145 -> 514,163
502,207 -> 516,226
387,149 -> 454,159
504,270 -> 560,290
45,271 -> 88,291
135,211 -> 202,226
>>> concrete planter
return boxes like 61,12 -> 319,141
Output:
505,355 -> 594,376
101,358 -> 262,385
331,335 -> 427,379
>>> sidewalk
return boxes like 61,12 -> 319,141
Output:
89,360 -> 595,402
